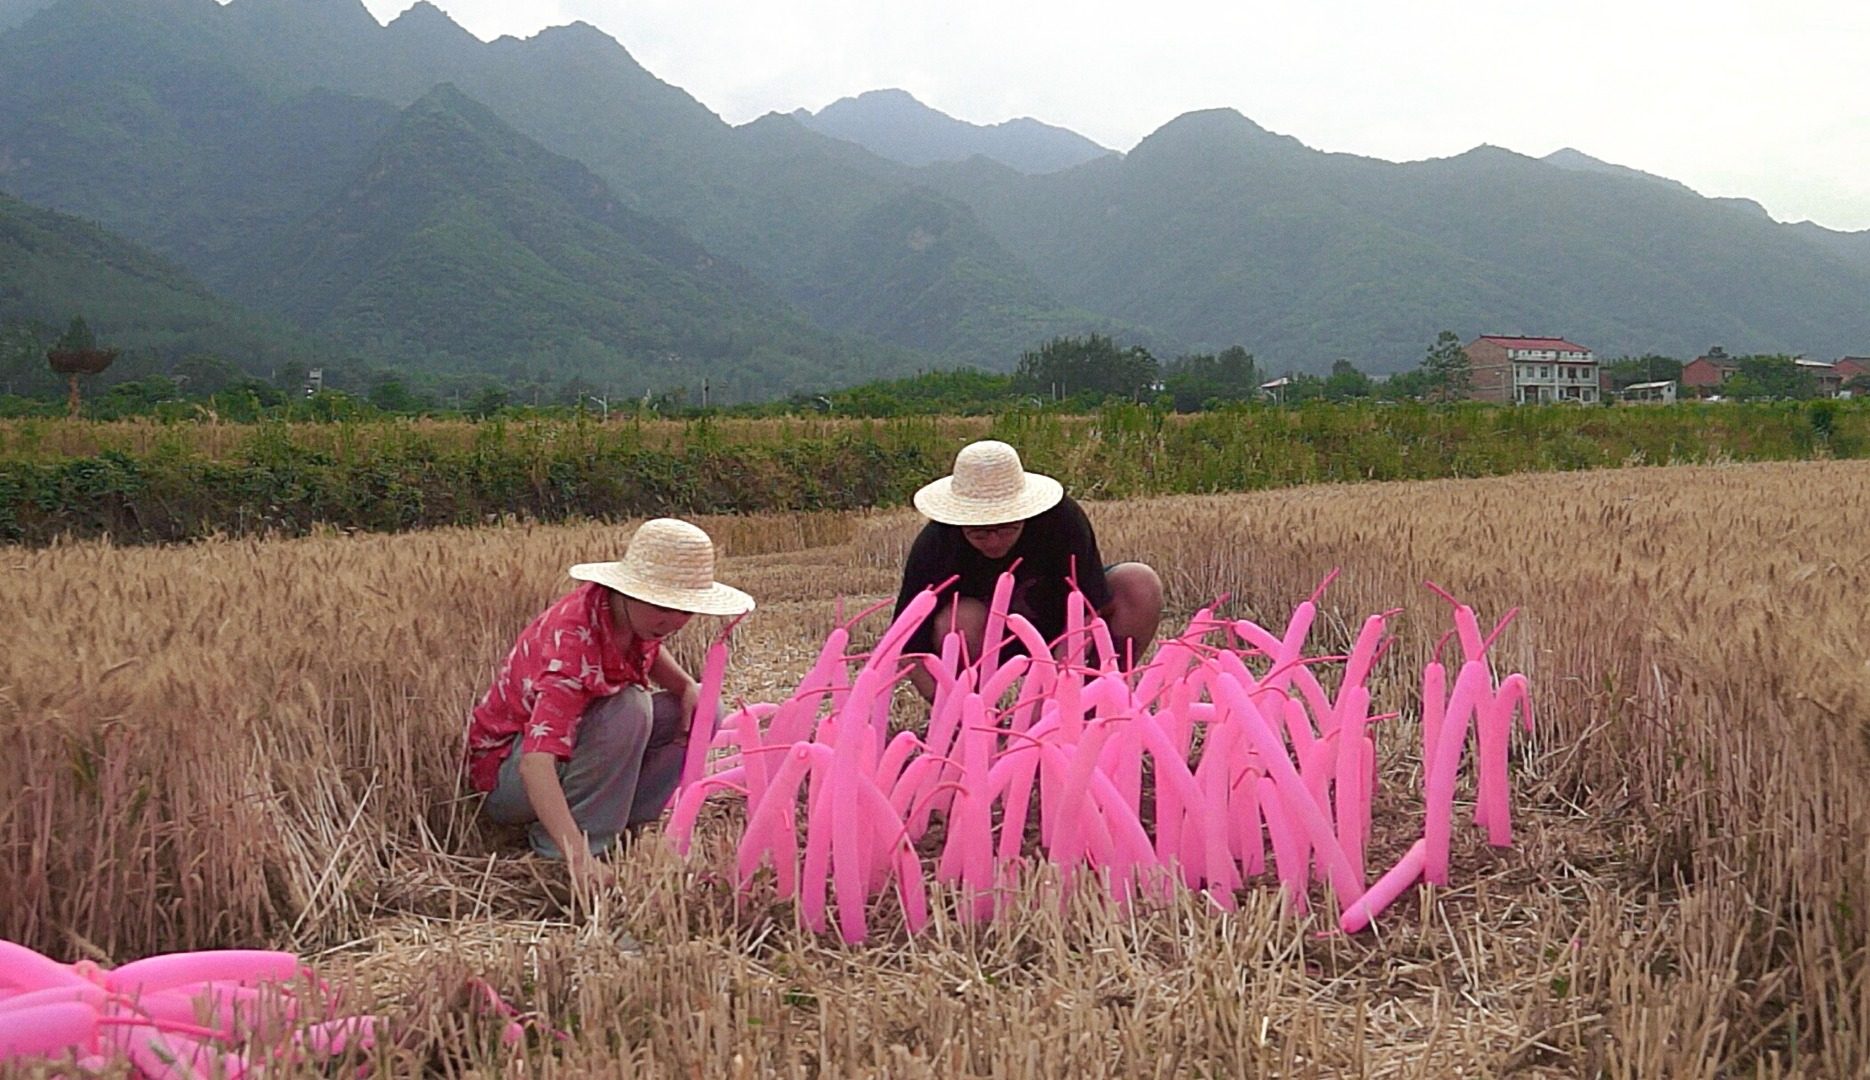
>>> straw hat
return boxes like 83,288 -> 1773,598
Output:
569,518 -> 754,616
913,440 -> 1064,526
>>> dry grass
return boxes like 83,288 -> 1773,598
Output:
3,462 -> 1866,1076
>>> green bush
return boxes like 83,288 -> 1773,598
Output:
0,401 -> 1863,545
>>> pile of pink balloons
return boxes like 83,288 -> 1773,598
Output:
670,574 -> 1533,943
0,942 -> 563,1074
0,942 -> 379,1075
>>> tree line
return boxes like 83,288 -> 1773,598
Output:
6,315 -> 1860,423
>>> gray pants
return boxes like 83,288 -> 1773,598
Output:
483,687 -> 687,859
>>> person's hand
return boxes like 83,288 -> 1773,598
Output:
565,846 -> 616,892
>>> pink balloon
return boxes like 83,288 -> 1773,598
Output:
0,941 -> 88,994
1423,660 -> 1491,885
1474,691 -> 1514,846
1212,673 -> 1363,904
1258,777 -> 1308,914
679,631 -> 735,792
1194,723 -> 1241,906
1420,660 -> 1448,782
1045,719 -> 1116,879
1340,614 -> 1388,698
798,748 -> 836,934
0,984 -> 104,1016
665,766 -> 749,855
978,570 -> 1017,686
1333,686 -> 1373,883
107,951 -> 302,998
1451,603 -> 1485,662
1340,839 -> 1427,934
0,1001 -> 97,1059
1229,758 -> 1266,877
738,745 -> 815,898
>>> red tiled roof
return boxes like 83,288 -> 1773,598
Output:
1475,335 -> 1592,353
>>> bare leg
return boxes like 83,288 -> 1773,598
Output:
906,594 -> 989,702
1102,562 -> 1164,670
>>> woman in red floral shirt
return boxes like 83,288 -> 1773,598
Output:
465,518 -> 753,888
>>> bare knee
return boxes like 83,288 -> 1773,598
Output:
1108,563 -> 1163,622
947,596 -> 990,662
1104,562 -> 1163,664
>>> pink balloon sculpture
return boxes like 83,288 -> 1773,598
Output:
0,942 -> 567,1075
670,573 -> 1535,942
0,940 -> 386,1076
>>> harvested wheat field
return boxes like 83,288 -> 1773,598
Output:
3,460 -> 1867,1077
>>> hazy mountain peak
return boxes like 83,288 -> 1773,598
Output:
1128,108 -> 1306,165
793,86 -> 1111,175
1543,147 -> 1696,196
387,0 -> 477,45
238,0 -> 380,32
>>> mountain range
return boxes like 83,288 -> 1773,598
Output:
1,0 -> 1866,400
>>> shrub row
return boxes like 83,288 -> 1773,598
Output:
0,401 -> 1861,544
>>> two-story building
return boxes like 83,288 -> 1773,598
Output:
1681,347 -> 1739,393
1464,335 -> 1599,404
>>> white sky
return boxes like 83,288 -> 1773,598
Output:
356,0 -> 1870,231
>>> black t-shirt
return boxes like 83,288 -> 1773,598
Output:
892,495 -> 1113,657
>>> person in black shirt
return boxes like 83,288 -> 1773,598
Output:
892,440 -> 1163,700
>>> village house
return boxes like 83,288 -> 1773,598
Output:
1835,357 -> 1869,394
1463,335 -> 1599,404
1683,348 -> 1858,398
1621,380 -> 1678,404
1681,347 -> 1739,393
1797,358 -> 1843,397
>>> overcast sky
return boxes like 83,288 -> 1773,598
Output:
354,0 -> 1870,231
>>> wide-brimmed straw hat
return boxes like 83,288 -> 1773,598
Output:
913,440 -> 1064,527
569,518 -> 754,616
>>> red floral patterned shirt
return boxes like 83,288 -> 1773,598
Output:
463,582 -> 658,792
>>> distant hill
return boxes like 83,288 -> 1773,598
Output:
1788,220 -> 1870,275
251,85 -> 907,397
927,110 -> 1870,368
792,89 -> 1114,175
0,190 -> 322,377
0,0 -> 1104,374
791,184 -> 1132,359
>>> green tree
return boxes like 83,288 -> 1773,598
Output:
1321,358 -> 1374,402
1015,334 -> 1159,402
367,375 -> 426,414
0,318 -> 57,397
1422,330 -> 1471,401
1603,354 -> 1683,391
1377,368 -> 1435,401
171,354 -> 245,396
1161,345 -> 1260,411
467,385 -> 511,418
1724,355 -> 1813,400
53,316 -> 97,353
